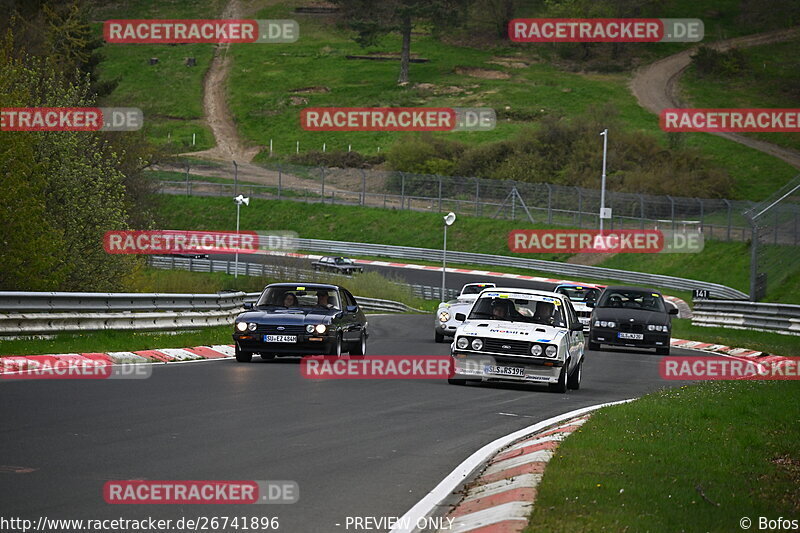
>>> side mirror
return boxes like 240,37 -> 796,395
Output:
669,307 -> 679,315
570,322 -> 583,331
586,301 -> 595,308
346,305 -> 359,313
243,302 -> 253,310
455,313 -> 466,322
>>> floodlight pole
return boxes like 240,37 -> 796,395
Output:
235,200 -> 241,280
600,129 -> 608,234
442,223 -> 447,302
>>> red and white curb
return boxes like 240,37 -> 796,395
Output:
0,345 -> 234,374
389,400 -> 634,533
670,338 -> 793,376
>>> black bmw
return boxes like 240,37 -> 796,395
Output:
232,283 -> 368,362
587,285 -> 678,355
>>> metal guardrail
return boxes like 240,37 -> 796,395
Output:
692,300 -> 800,335
243,293 -> 423,313
287,238 -> 749,300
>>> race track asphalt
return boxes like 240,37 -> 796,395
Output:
0,314 -> 696,533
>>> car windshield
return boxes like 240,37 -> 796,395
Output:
597,290 -> 665,312
334,257 -> 353,264
467,294 -> 566,327
557,287 -> 601,303
256,287 -> 340,310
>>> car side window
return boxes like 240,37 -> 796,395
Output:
343,290 -> 357,309
564,299 -> 579,327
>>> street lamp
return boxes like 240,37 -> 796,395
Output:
599,129 -> 610,233
442,212 -> 456,302
233,194 -> 250,279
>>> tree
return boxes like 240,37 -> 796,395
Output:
333,0 -> 463,84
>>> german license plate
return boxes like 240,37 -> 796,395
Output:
618,332 -> 644,340
484,365 -> 524,377
263,335 -> 297,343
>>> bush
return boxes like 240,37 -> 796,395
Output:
288,150 -> 384,168
691,46 -> 748,78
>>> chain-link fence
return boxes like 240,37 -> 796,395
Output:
744,176 -> 800,301
156,159 -> 791,244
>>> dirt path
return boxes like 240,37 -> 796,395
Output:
630,27 -> 800,170
180,0 -> 260,163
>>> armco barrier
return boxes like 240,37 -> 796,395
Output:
692,299 -> 800,335
283,237 -> 749,300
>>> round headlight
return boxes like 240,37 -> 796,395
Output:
545,345 -> 557,358
648,324 -> 656,331
600,321 -> 608,327
531,344 -> 543,356
306,324 -> 315,333
607,321 -> 616,328
315,324 -> 327,334
438,311 -> 450,323
456,337 -> 469,350
471,338 -> 483,351
236,322 -> 248,332
247,322 -> 257,331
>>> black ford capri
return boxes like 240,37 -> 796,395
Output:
232,283 -> 368,362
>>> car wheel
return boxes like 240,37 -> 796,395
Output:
549,363 -> 568,393
567,359 -> 582,390
260,353 -> 275,361
235,347 -> 253,363
434,331 -> 445,343
350,332 -> 366,357
588,340 -> 601,351
448,378 -> 467,385
328,334 -> 342,357
656,347 -> 670,355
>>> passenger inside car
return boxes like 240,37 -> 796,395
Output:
283,293 -> 299,307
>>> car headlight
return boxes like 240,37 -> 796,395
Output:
531,344 -> 543,356
236,322 -> 248,332
607,321 -> 616,328
314,324 -> 327,334
456,337 -> 469,350
545,345 -> 557,358
438,311 -> 450,323
648,324 -> 668,332
594,320 -> 601,327
247,322 -> 257,331
306,324 -> 315,333
471,338 -> 483,350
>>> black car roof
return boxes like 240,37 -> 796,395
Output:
603,285 -> 662,295
266,282 -> 341,290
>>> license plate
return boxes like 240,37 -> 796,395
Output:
484,365 -> 524,377
263,335 -> 297,343
618,332 -> 644,340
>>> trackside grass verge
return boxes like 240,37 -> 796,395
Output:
525,380 -> 800,533
671,319 -> 800,357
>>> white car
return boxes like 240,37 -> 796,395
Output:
554,283 -> 604,332
435,283 -> 497,343
448,288 -> 585,393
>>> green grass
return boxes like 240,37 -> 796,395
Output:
526,380 -> 800,532
0,326 -> 233,358
671,319 -> 800,357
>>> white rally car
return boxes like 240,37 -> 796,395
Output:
448,288 -> 585,393
554,283 -> 604,332
435,282 -> 496,343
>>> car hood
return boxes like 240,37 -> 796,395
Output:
458,319 -> 566,343
592,307 -> 668,324
237,308 -> 337,324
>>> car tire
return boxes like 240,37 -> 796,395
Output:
328,334 -> 343,357
448,378 -> 467,385
588,340 -> 601,351
434,331 -> 445,343
235,347 -> 253,363
549,363 -> 568,393
260,353 -> 275,361
567,359 -> 582,390
656,347 -> 670,355
350,332 -> 366,358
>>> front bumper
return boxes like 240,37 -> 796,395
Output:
435,321 -> 460,338
589,328 -> 670,348
450,352 -> 564,384
233,332 -> 336,355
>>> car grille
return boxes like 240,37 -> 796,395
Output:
254,325 -> 306,335
619,323 -> 644,334
577,310 -> 591,318
481,338 -> 531,356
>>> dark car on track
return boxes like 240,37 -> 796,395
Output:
232,283 -> 368,361
311,256 -> 364,275
587,285 -> 677,355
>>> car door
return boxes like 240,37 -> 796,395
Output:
340,289 -> 363,343
563,298 -> 584,371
